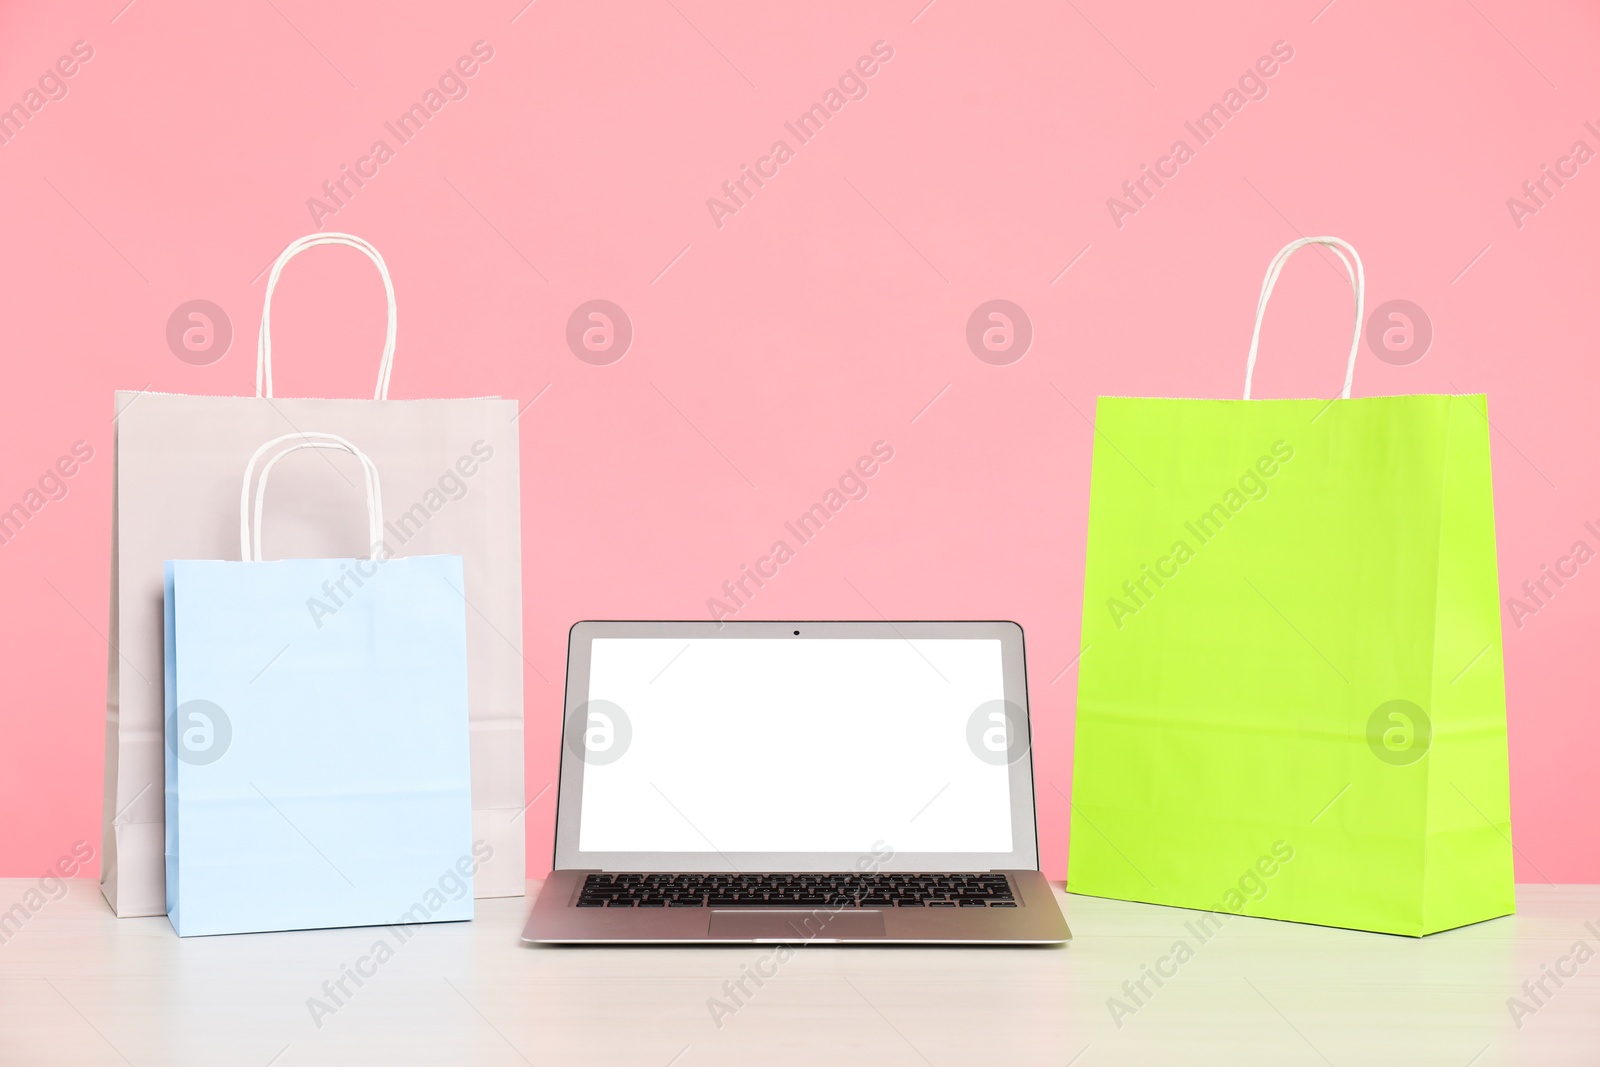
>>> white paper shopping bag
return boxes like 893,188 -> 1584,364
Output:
105,234 -> 525,916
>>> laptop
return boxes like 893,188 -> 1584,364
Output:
522,620 -> 1071,944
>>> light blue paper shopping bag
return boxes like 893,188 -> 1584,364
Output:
164,433 -> 475,936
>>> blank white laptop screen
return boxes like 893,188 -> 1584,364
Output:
576,638 -> 1014,855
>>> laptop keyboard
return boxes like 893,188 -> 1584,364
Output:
577,872 -> 1017,908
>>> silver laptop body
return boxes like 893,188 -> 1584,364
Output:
522,620 -> 1070,944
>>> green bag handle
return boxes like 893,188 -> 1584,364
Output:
1243,237 -> 1365,401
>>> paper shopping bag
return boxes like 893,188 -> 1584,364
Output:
104,234 -> 524,917
164,435 -> 474,936
1068,237 -> 1514,936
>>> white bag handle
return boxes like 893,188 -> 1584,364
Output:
239,432 -> 384,562
1243,236 -> 1365,400
257,233 -> 397,400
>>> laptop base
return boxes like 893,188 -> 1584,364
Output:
522,869 -> 1071,944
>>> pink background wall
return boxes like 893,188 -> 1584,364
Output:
2,0 -> 1596,883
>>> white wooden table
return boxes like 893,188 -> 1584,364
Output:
2,881 -> 1596,1065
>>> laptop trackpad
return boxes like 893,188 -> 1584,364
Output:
709,910 -> 886,940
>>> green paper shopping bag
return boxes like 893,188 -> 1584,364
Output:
1067,237 -> 1514,936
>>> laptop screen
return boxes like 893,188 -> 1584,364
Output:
574,637 -> 1016,857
